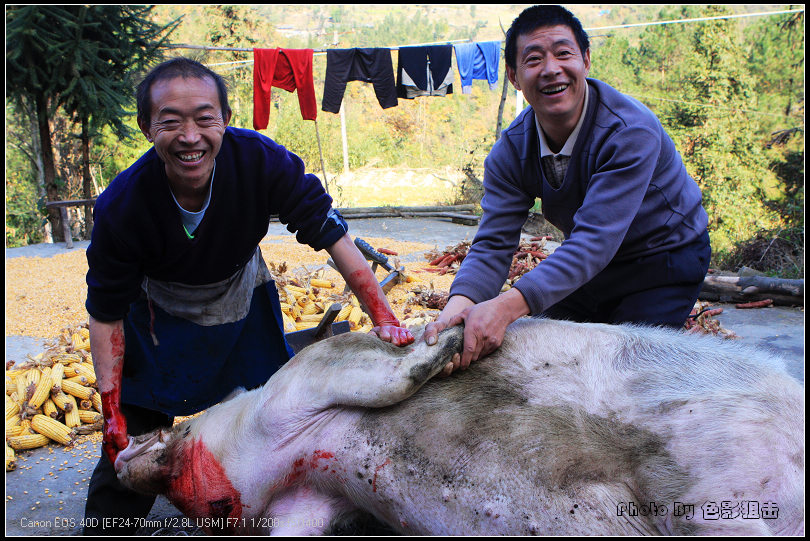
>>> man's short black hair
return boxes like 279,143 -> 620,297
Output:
505,5 -> 590,69
136,57 -> 231,125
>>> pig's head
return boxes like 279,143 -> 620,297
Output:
114,426 -> 181,495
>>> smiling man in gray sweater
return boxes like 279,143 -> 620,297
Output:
426,5 -> 710,372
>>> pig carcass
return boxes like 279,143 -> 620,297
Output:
115,318 -> 804,535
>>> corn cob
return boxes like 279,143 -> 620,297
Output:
73,363 -> 97,385
43,398 -> 59,419
281,312 -> 297,333
358,323 -> 374,334
296,295 -> 311,308
301,301 -> 319,316
335,304 -> 353,322
77,410 -> 102,424
50,363 -> 65,386
19,418 -> 35,435
288,302 -> 302,319
27,366 -> 54,410
6,424 -> 25,438
60,379 -> 95,400
297,314 -> 328,323
72,332 -> 91,351
309,278 -> 334,288
5,443 -> 15,471
51,390 -> 74,412
62,364 -> 79,378
348,306 -> 363,328
8,433 -> 51,450
79,399 -> 93,410
91,392 -> 102,414
31,414 -> 75,445
6,413 -> 21,432
63,395 -> 81,428
286,284 -> 308,295
15,373 -> 29,400
26,367 -> 41,386
295,321 -> 320,331
55,353 -> 83,365
6,396 -> 20,420
79,327 -> 90,341
64,375 -> 91,386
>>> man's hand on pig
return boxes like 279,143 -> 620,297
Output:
370,323 -> 415,346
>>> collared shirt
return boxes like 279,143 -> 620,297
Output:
535,84 -> 589,188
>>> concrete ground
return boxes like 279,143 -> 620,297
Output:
4,216 -> 804,535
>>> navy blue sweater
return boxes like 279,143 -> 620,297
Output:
450,79 -> 709,314
86,127 -> 340,322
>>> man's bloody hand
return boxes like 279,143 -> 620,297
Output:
370,323 -> 415,346
327,235 -> 415,347
101,391 -> 129,465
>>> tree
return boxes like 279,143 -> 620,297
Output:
7,6 -> 72,240
6,6 -> 177,240
655,7 -> 783,258
58,6 -> 178,237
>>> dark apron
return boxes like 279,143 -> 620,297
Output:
120,248 -> 294,416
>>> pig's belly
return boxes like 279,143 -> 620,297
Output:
331,384 -> 659,536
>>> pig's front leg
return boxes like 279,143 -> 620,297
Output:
265,485 -> 352,536
271,326 -> 464,412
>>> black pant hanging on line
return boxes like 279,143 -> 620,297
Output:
321,48 -> 398,114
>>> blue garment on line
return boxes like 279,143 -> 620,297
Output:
453,41 -> 501,94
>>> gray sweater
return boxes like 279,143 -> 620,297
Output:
450,79 -> 708,315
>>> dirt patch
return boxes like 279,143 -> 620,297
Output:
329,166 -> 463,207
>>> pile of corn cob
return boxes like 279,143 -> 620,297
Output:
6,324 -> 101,471
278,275 -> 374,334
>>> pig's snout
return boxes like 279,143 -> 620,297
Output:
113,435 -> 136,473
115,429 -> 173,495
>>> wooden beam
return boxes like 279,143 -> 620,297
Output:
45,199 -> 97,209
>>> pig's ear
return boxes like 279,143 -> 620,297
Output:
276,326 -> 464,411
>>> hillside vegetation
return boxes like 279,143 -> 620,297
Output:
5,5 -> 804,276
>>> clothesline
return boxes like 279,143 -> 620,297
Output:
164,7 -> 804,57
165,37 -> 475,56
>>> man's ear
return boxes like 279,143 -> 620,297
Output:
506,65 -> 521,91
583,48 -> 591,76
223,108 -> 232,127
137,117 -> 153,143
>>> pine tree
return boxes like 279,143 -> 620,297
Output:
6,6 -> 177,240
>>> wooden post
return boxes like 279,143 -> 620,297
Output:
59,207 -> 73,249
314,119 -> 329,195
495,65 -> 510,140
339,101 -> 349,173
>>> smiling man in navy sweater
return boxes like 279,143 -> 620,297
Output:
425,5 -> 710,372
83,57 -> 413,534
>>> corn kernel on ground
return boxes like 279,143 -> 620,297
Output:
6,235 -> 455,339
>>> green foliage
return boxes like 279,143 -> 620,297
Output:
6,5 -> 178,242
5,5 -> 804,278
591,5 -> 804,274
